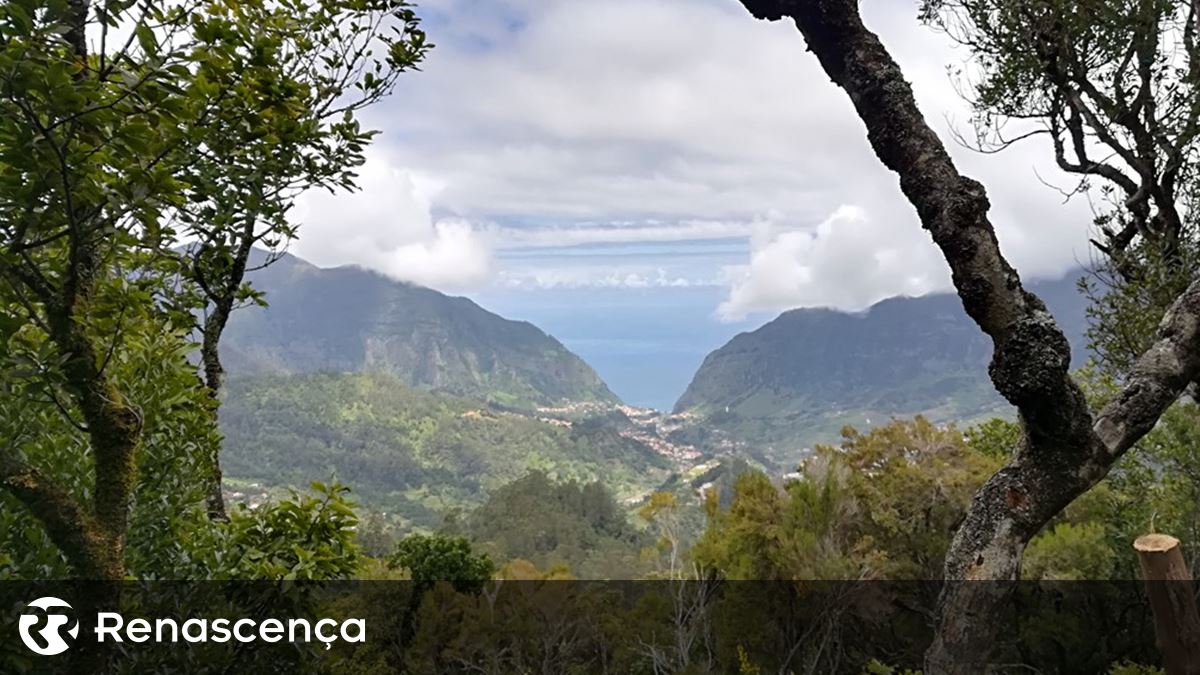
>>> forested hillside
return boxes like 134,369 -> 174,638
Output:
457,471 -> 653,578
222,252 -> 618,408
220,372 -> 673,526
677,272 -> 1089,444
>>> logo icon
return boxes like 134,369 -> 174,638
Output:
18,597 -> 79,656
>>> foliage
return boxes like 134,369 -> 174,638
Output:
316,574 -> 1158,673
689,404 -> 1200,585
220,372 -> 672,527
1088,401 -> 1200,578
1003,366 -> 1200,580
1080,242 -> 1200,378
865,661 -> 922,675
831,418 -> 1001,579
1,318 -> 216,579
694,418 -> 999,581
356,510 -> 397,559
0,0 -> 428,578
639,491 -> 687,578
921,0 -> 1200,387
1109,664 -> 1165,675
693,464 -> 866,579
921,0 -> 1199,270
495,558 -> 576,580
167,0 -> 430,516
1022,522 -> 1116,580
462,470 -> 650,579
964,417 -> 1022,458
192,481 -> 363,581
387,533 -> 495,594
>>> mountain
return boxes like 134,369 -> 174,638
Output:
222,252 -> 618,407
675,272 -> 1090,450
220,372 -> 673,527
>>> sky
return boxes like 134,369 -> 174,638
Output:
288,0 -> 1100,409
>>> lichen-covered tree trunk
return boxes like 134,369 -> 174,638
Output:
734,1 -> 1200,671
0,0 -> 142,580
1,239 -> 145,580
200,289 -> 233,521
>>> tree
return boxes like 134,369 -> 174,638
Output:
173,0 -> 429,519
465,470 -> 649,577
1021,521 -> 1116,580
0,0 -> 428,580
923,0 -> 1199,277
692,464 -> 865,580
357,510 -> 397,559
387,532 -> 495,656
639,491 -> 686,579
919,0 -> 1200,381
830,418 -> 1000,580
693,418 -> 998,582
735,1 -> 1200,672
388,533 -> 497,594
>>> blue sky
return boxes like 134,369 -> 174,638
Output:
287,0 -> 1102,407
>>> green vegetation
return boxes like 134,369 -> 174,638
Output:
456,471 -> 651,578
683,406 -> 1200,584
223,253 -> 619,409
676,276 -> 1088,453
220,372 -> 673,527
692,417 -> 1001,581
387,533 -> 496,593
0,0 -> 428,582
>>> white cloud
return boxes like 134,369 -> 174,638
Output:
487,219 -> 759,250
329,0 -> 1101,308
291,151 -> 491,290
498,266 -> 704,290
382,0 -> 858,223
383,220 -> 492,289
716,206 -> 949,320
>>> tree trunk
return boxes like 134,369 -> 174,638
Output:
733,2 -> 1200,672
0,457 -> 124,579
192,230 -> 257,522
0,0 -> 143,585
200,304 -> 230,521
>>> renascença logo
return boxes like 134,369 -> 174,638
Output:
18,597 -> 79,656
16,596 -> 366,655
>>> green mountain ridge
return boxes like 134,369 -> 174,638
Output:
676,272 -> 1091,451
223,251 -> 619,408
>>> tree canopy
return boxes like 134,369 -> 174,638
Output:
0,0 -> 428,580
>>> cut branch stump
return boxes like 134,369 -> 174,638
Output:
1135,533 -> 1200,675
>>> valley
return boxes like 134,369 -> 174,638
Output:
218,252 -> 1093,553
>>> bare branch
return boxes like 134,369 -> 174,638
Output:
1094,279 -> 1200,459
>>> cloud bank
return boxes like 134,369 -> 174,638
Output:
292,151 -> 491,290
291,0 -> 1097,313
